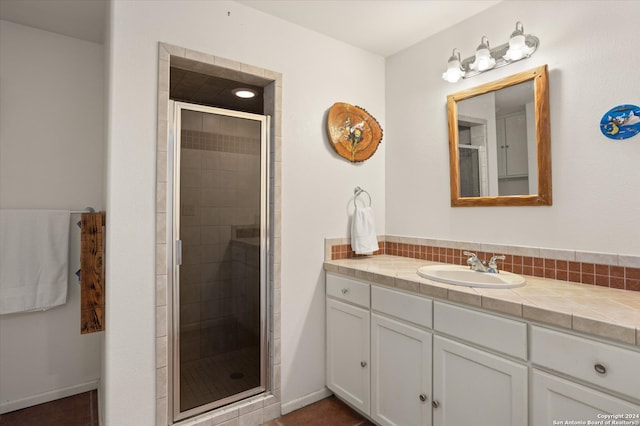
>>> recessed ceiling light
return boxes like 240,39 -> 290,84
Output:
232,88 -> 257,99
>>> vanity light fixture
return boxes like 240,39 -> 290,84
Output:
232,88 -> 257,99
442,21 -> 539,83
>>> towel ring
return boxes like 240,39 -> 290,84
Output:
354,186 -> 372,208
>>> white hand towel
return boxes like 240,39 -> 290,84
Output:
0,209 -> 70,314
351,206 -> 379,255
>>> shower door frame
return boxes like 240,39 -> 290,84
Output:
168,101 -> 270,422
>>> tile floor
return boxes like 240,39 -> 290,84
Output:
0,390 -> 98,426
0,392 -> 368,426
263,396 -> 375,426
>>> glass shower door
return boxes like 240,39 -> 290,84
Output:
170,102 -> 268,420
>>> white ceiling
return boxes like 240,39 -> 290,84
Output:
0,0 -> 106,44
238,0 -> 502,56
0,0 -> 501,56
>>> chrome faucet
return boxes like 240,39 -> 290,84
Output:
464,251 -> 505,274
464,251 -> 488,272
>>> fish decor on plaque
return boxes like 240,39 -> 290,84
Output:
600,104 -> 640,140
327,102 -> 383,162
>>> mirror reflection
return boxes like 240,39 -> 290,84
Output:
457,80 -> 536,197
447,65 -> 551,207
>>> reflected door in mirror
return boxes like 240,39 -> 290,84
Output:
497,111 -> 529,195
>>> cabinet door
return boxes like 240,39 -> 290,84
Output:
497,112 -> 529,178
433,336 -> 527,426
504,113 -> 529,176
532,370 -> 640,426
496,117 -> 507,178
371,313 -> 432,426
326,298 -> 370,414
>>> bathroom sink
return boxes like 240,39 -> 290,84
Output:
417,264 -> 526,289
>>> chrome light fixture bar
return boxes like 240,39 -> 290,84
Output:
442,21 -> 539,83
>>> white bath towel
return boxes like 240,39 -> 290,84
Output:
351,206 -> 379,255
0,209 -> 70,314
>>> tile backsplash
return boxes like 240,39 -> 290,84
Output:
327,236 -> 640,292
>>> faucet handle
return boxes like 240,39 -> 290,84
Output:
463,251 -> 478,259
463,251 -> 479,268
488,255 -> 506,271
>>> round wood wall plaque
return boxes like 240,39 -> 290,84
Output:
327,102 -> 383,162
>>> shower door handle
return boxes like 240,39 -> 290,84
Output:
176,240 -> 182,266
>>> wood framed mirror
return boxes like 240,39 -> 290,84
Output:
447,65 -> 551,207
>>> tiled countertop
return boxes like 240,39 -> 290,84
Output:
324,255 -> 640,347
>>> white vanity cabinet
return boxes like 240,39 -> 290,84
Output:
370,286 -> 433,426
326,273 -> 433,424
432,302 -> 528,426
530,325 -> 640,425
326,270 -> 640,426
531,370 -> 640,426
326,274 -> 371,414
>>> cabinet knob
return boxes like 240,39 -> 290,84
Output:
432,400 -> 440,408
360,361 -> 367,368
341,288 -> 349,294
419,394 -> 427,402
594,363 -> 607,375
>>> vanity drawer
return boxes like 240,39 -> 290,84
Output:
434,301 -> 527,360
326,273 -> 370,308
531,326 -> 640,400
371,285 -> 432,329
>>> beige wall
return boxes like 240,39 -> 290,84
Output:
385,1 -> 640,256
105,0 -> 385,424
0,20 -> 104,412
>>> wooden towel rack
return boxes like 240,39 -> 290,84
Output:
80,212 -> 105,334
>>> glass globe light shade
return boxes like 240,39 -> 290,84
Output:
471,49 -> 495,71
470,37 -> 495,71
442,61 -> 464,82
442,50 -> 464,83
504,32 -> 526,61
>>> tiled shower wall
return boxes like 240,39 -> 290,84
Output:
179,110 -> 262,363
156,43 -> 282,426
327,236 -> 640,292
231,240 -> 261,348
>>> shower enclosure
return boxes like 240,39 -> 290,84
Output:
169,101 -> 269,420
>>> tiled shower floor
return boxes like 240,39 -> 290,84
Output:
181,345 -> 261,411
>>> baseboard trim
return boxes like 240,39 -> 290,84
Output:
280,387 -> 332,415
0,380 -> 99,414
